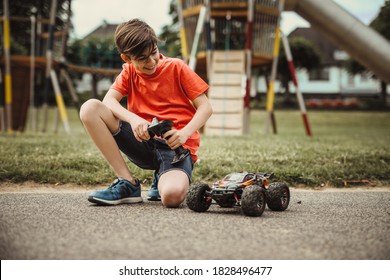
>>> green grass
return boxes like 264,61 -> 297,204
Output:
0,108 -> 389,187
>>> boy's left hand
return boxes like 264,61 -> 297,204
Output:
163,129 -> 188,150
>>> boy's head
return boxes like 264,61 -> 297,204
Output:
115,19 -> 158,60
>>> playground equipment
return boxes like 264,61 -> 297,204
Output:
177,0 -> 311,136
284,0 -> 390,85
0,0 -> 123,133
280,30 -> 311,136
2,0 -> 389,134
0,0 -> 73,133
177,0 -> 390,136
2,0 -> 12,133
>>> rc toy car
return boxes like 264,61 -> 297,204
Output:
186,172 -> 290,217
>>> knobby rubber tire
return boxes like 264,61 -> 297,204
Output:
266,182 -> 290,211
241,185 -> 266,217
186,182 -> 212,212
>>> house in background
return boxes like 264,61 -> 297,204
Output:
75,20 -> 119,95
256,27 -> 387,99
82,20 -> 117,41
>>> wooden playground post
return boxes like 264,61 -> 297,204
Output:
280,31 -> 312,137
59,0 -> 81,112
42,0 -> 57,132
30,9 -> 37,132
204,0 -> 212,80
189,5 -> 207,71
0,68 -> 4,132
244,0 -> 254,134
264,0 -> 285,135
264,26 -> 281,134
50,69 -> 70,134
60,69 -> 80,111
176,0 -> 189,62
41,0 -> 70,134
2,0 -> 13,133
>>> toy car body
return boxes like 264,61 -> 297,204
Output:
186,172 -> 290,217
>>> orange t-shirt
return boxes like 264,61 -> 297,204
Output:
111,54 -> 209,162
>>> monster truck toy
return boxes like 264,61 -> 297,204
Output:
186,172 -> 290,217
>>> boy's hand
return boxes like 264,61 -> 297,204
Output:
163,129 -> 189,150
130,117 -> 151,142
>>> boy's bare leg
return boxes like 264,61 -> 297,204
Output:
79,99 -> 137,184
158,170 -> 189,208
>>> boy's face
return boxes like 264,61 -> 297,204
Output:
121,46 -> 161,75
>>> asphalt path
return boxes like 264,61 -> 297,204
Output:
0,187 -> 389,260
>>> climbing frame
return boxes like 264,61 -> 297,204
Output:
205,50 -> 246,135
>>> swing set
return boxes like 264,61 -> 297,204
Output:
0,0 -> 74,134
176,0 -> 312,136
0,0 -> 119,134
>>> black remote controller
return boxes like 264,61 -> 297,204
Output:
147,117 -> 190,164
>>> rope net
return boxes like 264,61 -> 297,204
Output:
180,0 -> 280,63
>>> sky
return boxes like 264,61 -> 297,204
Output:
71,0 -> 386,39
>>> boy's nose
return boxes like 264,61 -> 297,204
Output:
145,56 -> 156,65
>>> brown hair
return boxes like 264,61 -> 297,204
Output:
115,19 -> 158,59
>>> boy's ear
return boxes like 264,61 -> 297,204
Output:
120,53 -> 131,64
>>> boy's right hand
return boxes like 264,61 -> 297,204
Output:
130,117 -> 151,142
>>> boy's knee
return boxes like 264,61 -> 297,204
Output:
79,99 -> 101,122
160,186 -> 187,208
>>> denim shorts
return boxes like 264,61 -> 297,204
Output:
113,121 -> 194,181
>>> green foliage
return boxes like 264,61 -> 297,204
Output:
80,37 -> 122,68
158,0 -> 181,58
370,0 -> 390,40
277,36 -> 322,93
278,36 -> 322,74
343,58 -> 367,75
0,109 -> 389,188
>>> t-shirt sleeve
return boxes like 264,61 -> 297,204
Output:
111,64 -> 130,96
179,62 -> 209,101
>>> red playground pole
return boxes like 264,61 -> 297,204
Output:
280,31 -> 312,137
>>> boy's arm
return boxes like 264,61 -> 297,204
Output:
164,93 -> 213,150
184,93 -> 213,136
103,89 -> 151,141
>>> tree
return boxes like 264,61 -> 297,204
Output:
158,0 -> 181,58
370,0 -> 390,40
344,0 -> 389,102
369,0 -> 389,102
277,36 -> 322,102
66,35 -> 122,98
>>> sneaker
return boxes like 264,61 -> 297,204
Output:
88,178 -> 143,205
147,171 -> 161,201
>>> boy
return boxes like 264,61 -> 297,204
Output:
79,19 -> 212,208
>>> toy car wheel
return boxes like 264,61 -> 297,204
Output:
266,182 -> 290,211
186,182 -> 212,212
241,185 -> 266,217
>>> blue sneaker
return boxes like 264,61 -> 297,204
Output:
147,171 -> 161,201
88,178 -> 143,205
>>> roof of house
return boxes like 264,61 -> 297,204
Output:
288,27 -> 341,65
82,20 -> 118,41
